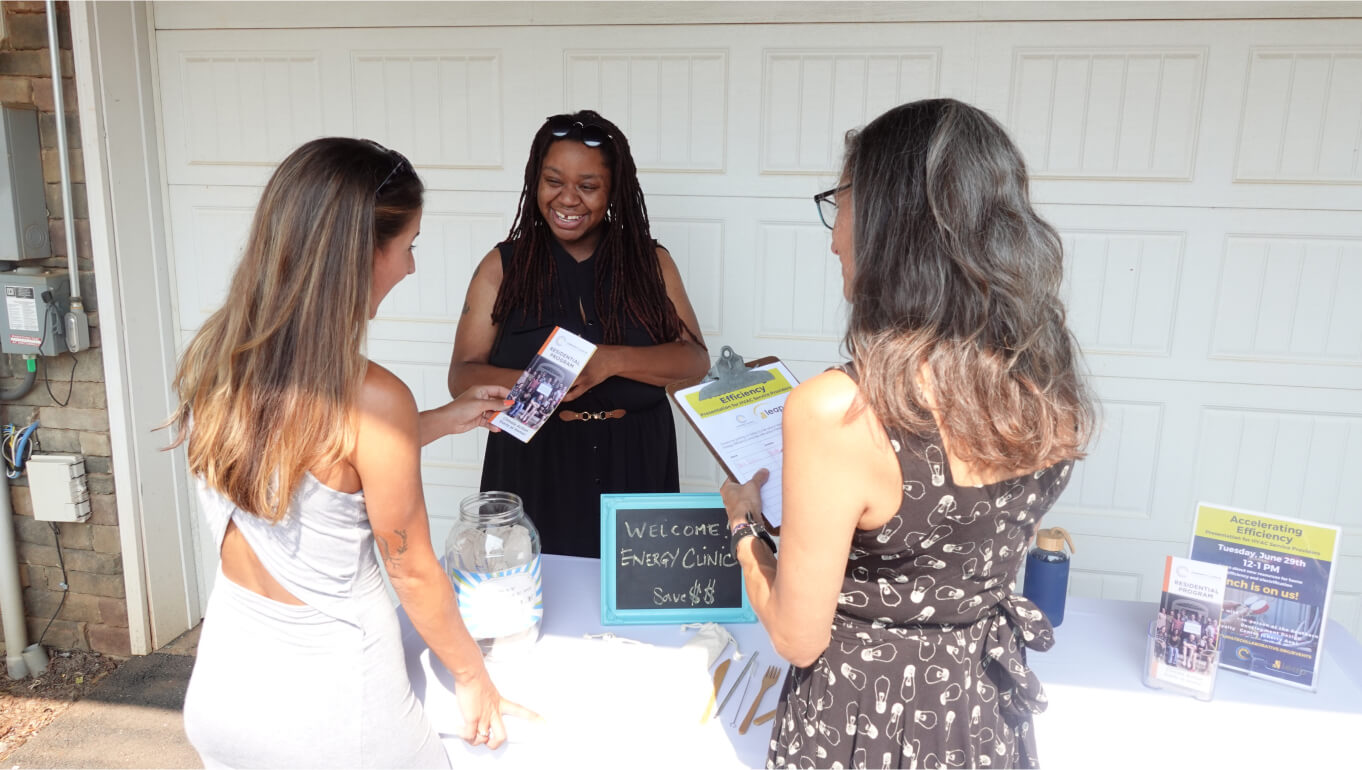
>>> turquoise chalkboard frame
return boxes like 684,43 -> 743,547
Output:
600,492 -> 757,625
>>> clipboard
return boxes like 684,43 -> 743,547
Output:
666,346 -> 797,529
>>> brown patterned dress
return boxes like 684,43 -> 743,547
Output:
766,384 -> 1072,769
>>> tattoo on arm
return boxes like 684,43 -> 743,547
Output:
460,262 -> 482,316
377,528 -> 410,570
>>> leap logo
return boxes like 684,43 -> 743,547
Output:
753,404 -> 784,420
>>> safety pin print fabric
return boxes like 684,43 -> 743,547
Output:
766,427 -> 1073,770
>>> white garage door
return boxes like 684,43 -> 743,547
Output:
151,8 -> 1362,640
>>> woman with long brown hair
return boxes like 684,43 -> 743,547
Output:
168,137 -> 534,767
449,110 -> 709,558
721,99 -> 1096,768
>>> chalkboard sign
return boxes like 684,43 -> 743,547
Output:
600,493 -> 757,625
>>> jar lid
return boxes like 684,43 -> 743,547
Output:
1035,526 -> 1074,554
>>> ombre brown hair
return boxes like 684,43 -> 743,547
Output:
843,99 -> 1095,473
164,137 -> 423,522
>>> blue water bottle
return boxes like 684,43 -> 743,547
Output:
1023,527 -> 1074,627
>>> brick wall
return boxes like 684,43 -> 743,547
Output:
0,1 -> 127,658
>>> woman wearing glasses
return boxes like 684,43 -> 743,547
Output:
449,110 -> 709,558
170,138 -> 535,767
720,99 -> 1095,768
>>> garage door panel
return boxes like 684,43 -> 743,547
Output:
983,22 -> 1362,211
1060,228 -> 1185,356
1043,205 -> 1362,390
167,185 -> 259,333
172,49 -> 325,173
1051,380 -> 1199,543
1236,47 -> 1362,184
351,50 -> 504,169
755,220 -> 844,342
1068,566 -> 1144,602
157,29 -> 527,188
370,208 -> 511,341
649,217 -> 726,337
1211,234 -> 1362,367
1054,377 -> 1362,544
1064,398 -> 1165,521
1016,533 -> 1173,604
760,48 -> 941,175
1007,47 -> 1206,181
565,50 -> 728,173
1192,406 -> 1361,531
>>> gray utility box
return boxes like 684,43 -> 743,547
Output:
0,107 -> 51,261
1,267 -> 69,355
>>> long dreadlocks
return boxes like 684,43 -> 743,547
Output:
491,110 -> 697,346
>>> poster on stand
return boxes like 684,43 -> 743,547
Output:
1189,502 -> 1341,691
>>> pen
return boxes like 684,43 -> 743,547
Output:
713,651 -> 759,721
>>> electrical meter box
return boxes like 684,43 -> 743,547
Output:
1,267 -> 68,355
27,453 -> 91,523
1,107 -> 51,261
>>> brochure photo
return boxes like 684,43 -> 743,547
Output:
1188,502 -> 1341,690
490,327 -> 597,443
1148,555 -> 1228,700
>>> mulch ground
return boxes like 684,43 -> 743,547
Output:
0,648 -> 119,762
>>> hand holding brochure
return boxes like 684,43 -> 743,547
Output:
491,327 -> 596,443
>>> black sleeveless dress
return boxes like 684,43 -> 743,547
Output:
767,368 -> 1071,769
480,239 -> 680,558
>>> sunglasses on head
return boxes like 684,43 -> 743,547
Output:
544,115 -> 612,148
362,139 -> 414,197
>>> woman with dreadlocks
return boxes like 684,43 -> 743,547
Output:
448,111 -> 709,558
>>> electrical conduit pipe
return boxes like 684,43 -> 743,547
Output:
2,364 -> 42,678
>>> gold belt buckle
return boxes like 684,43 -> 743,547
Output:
583,410 -> 608,421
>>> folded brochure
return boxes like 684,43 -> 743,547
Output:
490,327 -> 597,443
1148,555 -> 1228,699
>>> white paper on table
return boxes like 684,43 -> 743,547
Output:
671,361 -> 798,526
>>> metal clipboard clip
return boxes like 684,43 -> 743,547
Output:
697,346 -> 775,401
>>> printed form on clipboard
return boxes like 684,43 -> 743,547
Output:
669,353 -> 798,527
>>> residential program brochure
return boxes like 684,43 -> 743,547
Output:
1147,555 -> 1228,700
490,327 -> 597,443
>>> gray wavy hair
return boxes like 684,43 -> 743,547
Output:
843,98 -> 1095,473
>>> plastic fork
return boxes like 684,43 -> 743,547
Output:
738,665 -> 782,734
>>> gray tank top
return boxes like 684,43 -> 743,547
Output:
196,472 -> 388,625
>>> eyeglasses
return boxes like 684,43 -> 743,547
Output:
363,139 -> 414,197
814,183 -> 850,230
544,115 -> 612,148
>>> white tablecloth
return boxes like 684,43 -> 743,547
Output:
1030,596 -> 1362,769
401,556 -> 1362,768
400,554 -> 782,768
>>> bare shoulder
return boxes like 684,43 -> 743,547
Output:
654,244 -> 680,275
785,369 -> 860,426
358,361 -> 417,420
472,247 -> 504,288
